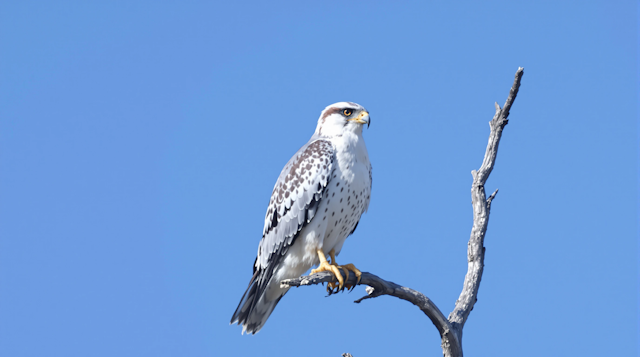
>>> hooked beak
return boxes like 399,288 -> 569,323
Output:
348,111 -> 370,128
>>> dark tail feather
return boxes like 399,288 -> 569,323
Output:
230,271 -> 259,324
230,270 -> 286,334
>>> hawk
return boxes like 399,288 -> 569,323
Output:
230,102 -> 372,334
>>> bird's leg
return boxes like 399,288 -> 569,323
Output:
327,249 -> 348,291
328,249 -> 362,291
310,249 -> 344,293
328,249 -> 349,282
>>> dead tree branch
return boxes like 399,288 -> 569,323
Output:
281,67 -> 524,357
448,67 -> 523,338
282,270 -> 462,356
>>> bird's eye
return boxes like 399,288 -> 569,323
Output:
343,109 -> 353,116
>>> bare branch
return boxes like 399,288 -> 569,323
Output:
448,67 -> 524,338
486,189 -> 498,209
282,271 -> 462,357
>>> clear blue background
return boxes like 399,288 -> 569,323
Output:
0,1 -> 637,356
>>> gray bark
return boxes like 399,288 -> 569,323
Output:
281,67 -> 524,357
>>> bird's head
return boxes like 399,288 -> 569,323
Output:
315,102 -> 370,138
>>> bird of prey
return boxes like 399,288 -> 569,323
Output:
230,102 -> 372,334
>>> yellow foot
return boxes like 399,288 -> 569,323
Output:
310,249 -> 345,293
340,263 -> 362,291
327,249 -> 363,292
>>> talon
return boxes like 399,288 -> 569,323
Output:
324,280 -> 339,294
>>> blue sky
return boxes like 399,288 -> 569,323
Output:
0,1 -> 637,356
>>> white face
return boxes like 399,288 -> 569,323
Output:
315,102 -> 370,138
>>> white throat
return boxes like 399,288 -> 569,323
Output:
330,130 -> 369,182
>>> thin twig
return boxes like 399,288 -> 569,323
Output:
486,189 -> 498,209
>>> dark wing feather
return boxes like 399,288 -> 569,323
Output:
256,139 -> 334,270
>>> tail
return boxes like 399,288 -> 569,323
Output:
230,269 -> 288,334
